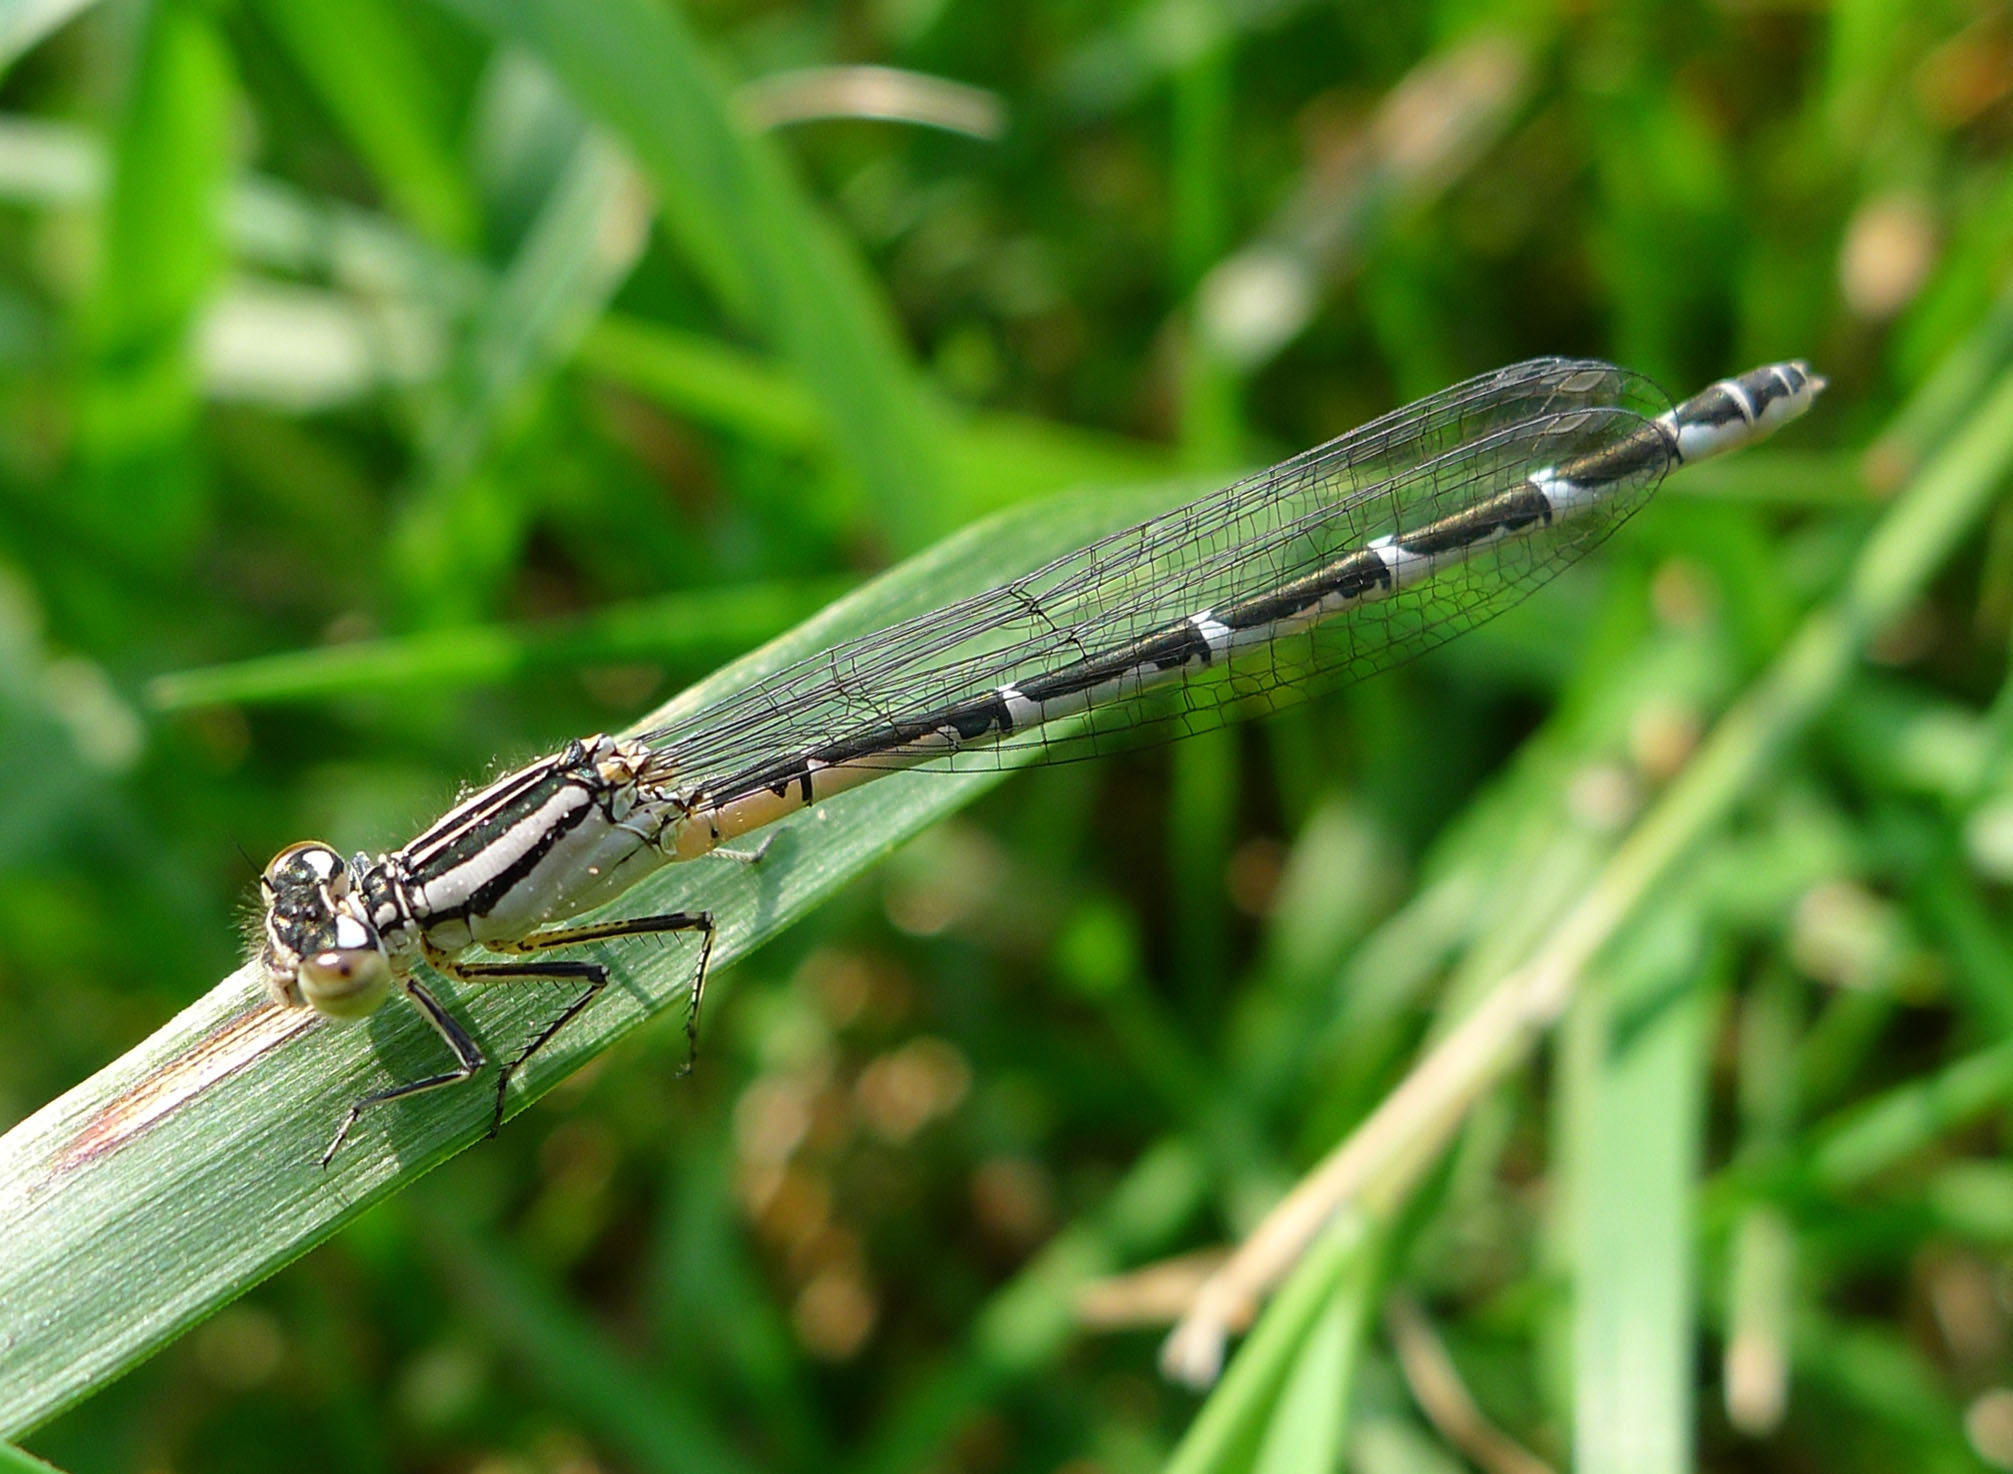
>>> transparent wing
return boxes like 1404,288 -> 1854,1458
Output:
639,358 -> 1674,801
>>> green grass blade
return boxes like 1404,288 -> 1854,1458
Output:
1807,1035 -> 2013,1191
389,128 -> 649,624
72,0 -> 233,564
1722,966 -> 1801,1435
436,0 -> 954,543
579,313 -> 827,452
0,1440 -> 67,1474
419,1203 -> 760,1474
1562,911 -> 1715,1474
0,473 -> 1173,1437
0,0 -> 98,75
146,577 -> 850,709
1249,1271 -> 1364,1474
251,0 -> 479,249
1161,1214 -> 1382,1474
1791,1309 -> 1980,1472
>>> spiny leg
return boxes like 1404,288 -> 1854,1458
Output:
481,909 -> 716,1121
323,977 -> 484,1168
449,955 -> 609,1137
679,915 -> 719,1077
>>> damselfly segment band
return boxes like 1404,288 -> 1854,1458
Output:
253,357 -> 1823,1164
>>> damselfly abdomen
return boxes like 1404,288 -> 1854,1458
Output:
253,357 -> 1824,1164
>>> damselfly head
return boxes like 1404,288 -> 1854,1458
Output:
256,841 -> 392,1020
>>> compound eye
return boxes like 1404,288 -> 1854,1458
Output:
295,910 -> 390,1018
262,841 -> 346,897
297,946 -> 392,1020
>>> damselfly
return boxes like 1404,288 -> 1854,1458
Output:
255,357 -> 1823,1164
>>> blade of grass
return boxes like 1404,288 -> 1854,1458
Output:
1925,1162 -> 2013,1242
432,0 -> 756,317
581,313 -> 1176,501
1162,1214 -> 1383,1474
72,0 -> 233,567
419,1200 -> 760,1474
1249,1267 -> 1366,1474
146,577 -> 851,710
437,0 -> 954,544
389,127 -> 649,625
1806,1034 -> 2013,1191
1867,278 -> 2013,491
1562,911 -> 1715,1474
0,471 -> 1181,1437
1722,965 -> 1801,1436
1791,1309 -> 1980,1471
1166,4 -> 1240,1032
1724,1206 -> 1796,1434
0,0 -> 98,75
250,0 -> 478,249
0,1439 -> 66,1474
579,314 -> 827,453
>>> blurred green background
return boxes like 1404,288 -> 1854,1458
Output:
1,0 -> 2009,1469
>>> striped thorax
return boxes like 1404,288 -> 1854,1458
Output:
388,735 -> 681,950
256,735 -> 684,1015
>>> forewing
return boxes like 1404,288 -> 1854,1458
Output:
640,359 -> 1673,795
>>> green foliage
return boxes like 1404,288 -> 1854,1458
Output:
0,1 -> 2006,1471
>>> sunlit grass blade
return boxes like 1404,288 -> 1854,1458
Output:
0,0 -> 98,75
437,0 -> 955,543
250,0 -> 478,249
1248,1269 -> 1364,1474
73,0 -> 232,564
145,577 -> 851,709
389,127 -> 649,624
1561,912 -> 1715,1474
0,1437 -> 67,1474
1161,1215 -> 1383,1474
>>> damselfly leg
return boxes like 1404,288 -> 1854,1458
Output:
480,906 -> 717,1084
318,909 -> 713,1166
320,977 -> 483,1167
